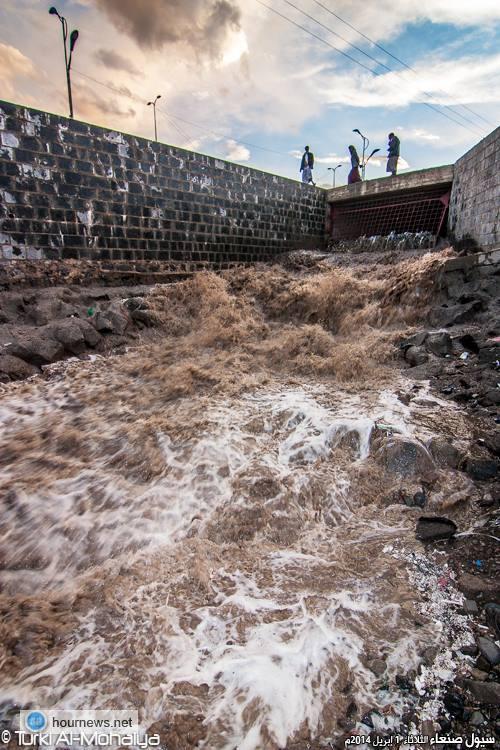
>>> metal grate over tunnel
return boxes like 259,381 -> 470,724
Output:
330,184 -> 451,242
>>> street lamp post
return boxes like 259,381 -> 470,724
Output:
147,95 -> 161,141
353,128 -> 369,180
327,164 -> 343,188
49,7 -> 79,119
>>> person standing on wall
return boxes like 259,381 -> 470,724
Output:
300,146 -> 315,185
347,145 -> 362,184
387,132 -> 400,176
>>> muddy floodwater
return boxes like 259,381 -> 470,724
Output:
0,255 -> 484,748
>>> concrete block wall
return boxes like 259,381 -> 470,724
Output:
449,126 -> 500,250
0,101 -> 326,264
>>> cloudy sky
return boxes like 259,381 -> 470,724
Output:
1,0 -> 499,185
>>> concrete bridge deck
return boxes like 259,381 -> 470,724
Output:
326,165 -> 454,203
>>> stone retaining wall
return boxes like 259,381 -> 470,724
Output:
449,126 -> 500,251
0,101 -> 326,263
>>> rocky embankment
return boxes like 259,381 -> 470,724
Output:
391,248 -> 499,744
0,261 -> 168,382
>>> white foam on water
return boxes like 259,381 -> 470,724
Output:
0,381 -> 465,748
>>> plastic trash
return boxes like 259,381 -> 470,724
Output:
375,422 -> 402,433
460,352 -> 469,360
87,307 -> 94,317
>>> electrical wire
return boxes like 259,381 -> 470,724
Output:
283,0 -> 486,131
73,69 -> 292,158
309,0 -> 493,127
255,0 -> 486,137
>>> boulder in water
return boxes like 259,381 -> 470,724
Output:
415,516 -> 457,541
374,435 -> 437,480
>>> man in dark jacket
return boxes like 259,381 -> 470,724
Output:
387,133 -> 400,176
300,146 -> 315,185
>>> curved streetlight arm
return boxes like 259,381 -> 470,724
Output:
365,148 -> 381,164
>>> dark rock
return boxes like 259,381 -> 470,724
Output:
412,490 -> 427,508
405,346 -> 429,367
374,436 -> 437,480
477,636 -> 500,666
477,493 -> 494,508
438,718 -> 452,734
416,516 -> 457,542
50,319 -> 86,355
427,437 -> 463,469
75,318 -> 101,347
484,433 -> 500,458
469,667 -> 489,680
458,333 -> 480,354
469,711 -> 486,727
485,603 -> 500,636
457,572 -> 500,600
429,301 -> 483,328
425,331 -> 453,356
462,600 -> 479,615
95,307 -> 129,335
361,712 -> 374,729
460,643 -> 479,657
463,679 -> 500,705
395,675 -> 413,691
6,335 -> 64,366
0,354 -> 39,381
368,659 -> 386,677
444,690 -> 465,718
465,458 -> 499,481
131,309 -> 156,327
478,343 -> 500,364
400,331 -> 428,349
453,391 -> 473,403
397,488 -> 427,508
483,389 -> 500,405
475,655 -> 492,672
124,297 -> 147,312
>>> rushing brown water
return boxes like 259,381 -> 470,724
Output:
0,253 -> 478,748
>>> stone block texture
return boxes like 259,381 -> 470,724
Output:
0,101 -> 326,264
449,126 -> 499,250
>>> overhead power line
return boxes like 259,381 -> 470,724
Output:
283,0 -> 486,132
309,0 -> 493,127
73,69 -> 291,158
254,0 -> 485,137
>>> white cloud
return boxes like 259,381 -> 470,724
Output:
221,29 -> 248,66
403,129 -> 440,142
315,153 -> 351,164
225,139 -> 251,161
0,43 -> 37,97
321,52 -> 500,109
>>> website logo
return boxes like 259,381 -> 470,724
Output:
25,711 -> 47,732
